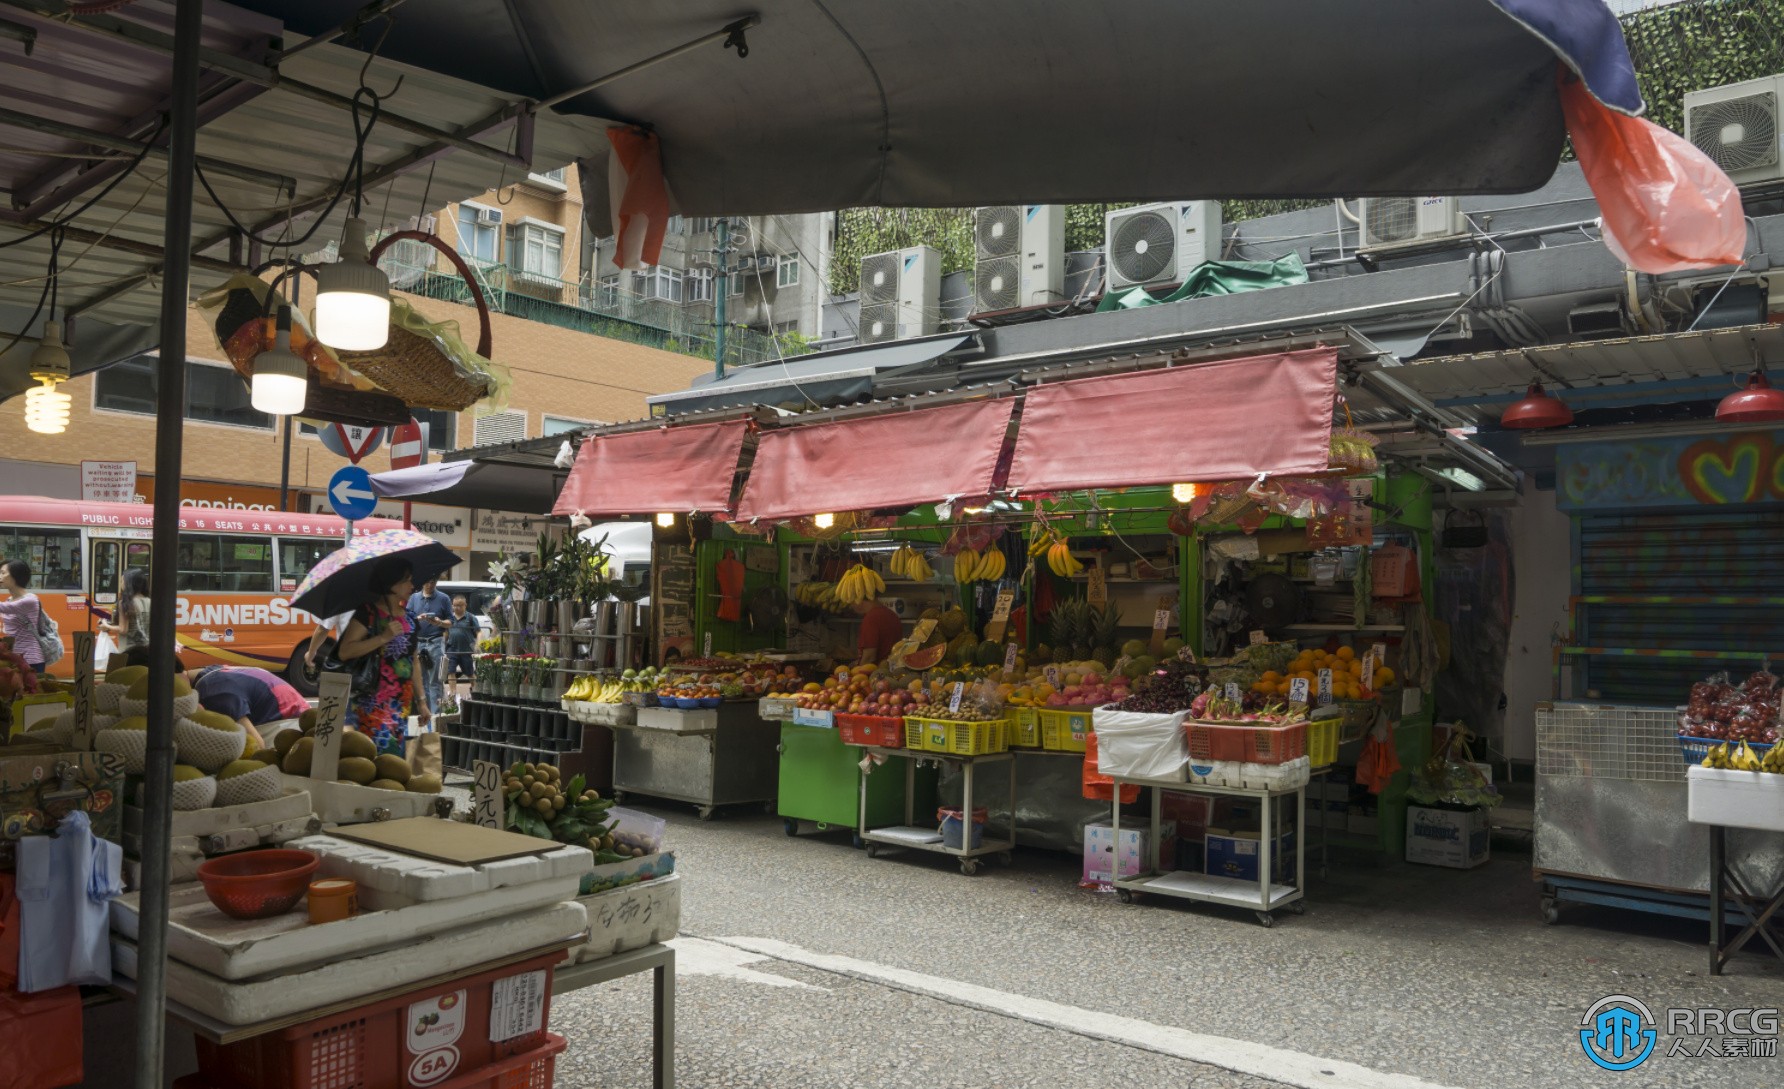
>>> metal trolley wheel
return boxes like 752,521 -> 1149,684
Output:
959,858 -> 981,876
1116,889 -> 1136,904
1540,895 -> 1560,926
1255,911 -> 1277,928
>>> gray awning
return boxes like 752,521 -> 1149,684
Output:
647,334 -> 970,414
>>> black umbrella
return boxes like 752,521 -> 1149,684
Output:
291,529 -> 461,618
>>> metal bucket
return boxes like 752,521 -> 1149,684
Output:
538,634 -> 567,659
594,600 -> 619,637
529,599 -> 555,631
557,599 -> 585,635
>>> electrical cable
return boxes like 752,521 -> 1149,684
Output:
0,226 -> 63,359
0,116 -> 164,251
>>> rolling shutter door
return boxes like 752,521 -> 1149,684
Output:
1574,509 -> 1784,704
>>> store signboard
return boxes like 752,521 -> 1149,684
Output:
81,460 -> 137,503
303,496 -> 471,548
472,510 -> 551,554
1556,428 -> 1784,510
135,477 -> 286,511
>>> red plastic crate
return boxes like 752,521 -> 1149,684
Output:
190,949 -> 563,1089
836,713 -> 904,748
1186,720 -> 1308,765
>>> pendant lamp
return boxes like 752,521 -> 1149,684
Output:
314,216 -> 390,350
24,320 -> 71,435
251,306 -> 308,415
1714,371 -> 1784,424
1499,381 -> 1573,429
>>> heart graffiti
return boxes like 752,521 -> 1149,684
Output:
1678,434 -> 1784,505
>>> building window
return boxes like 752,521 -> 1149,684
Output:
473,410 -> 528,447
542,415 -> 599,437
456,204 -> 500,264
686,268 -> 714,303
774,321 -> 800,336
728,272 -> 745,298
777,255 -> 800,288
509,222 -> 564,279
94,356 -> 271,430
527,166 -> 567,188
596,274 -> 621,308
666,215 -> 685,235
641,266 -> 683,303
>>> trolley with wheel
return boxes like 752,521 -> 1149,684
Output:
856,746 -> 1017,875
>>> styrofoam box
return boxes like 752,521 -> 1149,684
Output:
285,832 -> 593,911
1687,766 -> 1784,833
279,773 -> 441,824
1184,755 -> 1311,791
113,901 -> 588,1026
635,706 -> 718,733
564,873 -> 682,964
1405,805 -> 1490,869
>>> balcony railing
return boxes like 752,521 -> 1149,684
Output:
377,251 -> 806,369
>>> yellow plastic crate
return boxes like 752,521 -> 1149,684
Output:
1006,707 -> 1041,748
1038,708 -> 1092,753
904,716 -> 1009,756
1308,716 -> 1341,768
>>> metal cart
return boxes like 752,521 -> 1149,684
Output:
1109,774 -> 1306,927
610,703 -> 780,820
858,747 -> 1016,875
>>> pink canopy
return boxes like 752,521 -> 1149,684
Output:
552,419 -> 748,516
1005,347 -> 1338,492
736,399 -> 1017,522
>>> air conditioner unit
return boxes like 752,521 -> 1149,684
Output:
1685,75 -> 1784,186
1357,196 -> 1465,249
858,246 -> 941,344
476,206 -> 503,226
972,204 -> 1064,312
1103,202 -> 1221,292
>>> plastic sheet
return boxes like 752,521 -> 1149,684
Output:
1091,707 -> 1189,780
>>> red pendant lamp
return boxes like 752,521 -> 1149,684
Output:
1500,381 -> 1574,429
1715,371 -> 1784,424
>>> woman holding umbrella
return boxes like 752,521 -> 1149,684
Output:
334,555 -> 429,751
291,530 -> 459,754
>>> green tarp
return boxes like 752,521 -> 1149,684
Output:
1096,253 -> 1309,312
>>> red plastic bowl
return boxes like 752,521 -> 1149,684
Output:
196,849 -> 321,919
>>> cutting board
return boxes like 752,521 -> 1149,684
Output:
330,817 -> 560,865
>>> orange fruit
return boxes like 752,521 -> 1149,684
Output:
1336,646 -> 1356,662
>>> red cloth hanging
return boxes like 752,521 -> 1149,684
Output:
715,549 -> 746,622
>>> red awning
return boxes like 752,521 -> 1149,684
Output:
552,420 -> 748,516
736,399 -> 1017,522
1005,347 -> 1338,492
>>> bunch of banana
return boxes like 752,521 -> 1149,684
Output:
1028,530 -> 1060,559
834,563 -> 886,606
565,677 -> 626,703
970,546 -> 1006,582
955,548 -> 981,584
1045,538 -> 1084,577
890,545 -> 935,581
1762,743 -> 1784,773
795,581 -> 850,614
1700,741 -> 1777,771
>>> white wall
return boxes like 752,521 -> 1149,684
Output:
1501,483 -> 1572,760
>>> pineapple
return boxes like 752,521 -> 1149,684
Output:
1071,601 -> 1095,663
1049,600 -> 1079,660
1091,604 -> 1122,667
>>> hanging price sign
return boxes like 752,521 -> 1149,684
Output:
948,682 -> 965,715
472,760 -> 504,829
1153,608 -> 1172,631
1086,562 -> 1108,607
1289,676 -> 1311,704
991,590 -> 1015,623
1003,643 -> 1019,672
1317,668 -> 1334,706
1361,648 -> 1379,691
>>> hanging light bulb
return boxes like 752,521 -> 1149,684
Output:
24,320 -> 71,435
1714,370 -> 1784,424
1499,381 -> 1574,430
251,305 -> 308,415
314,216 -> 390,350
655,512 -> 675,528
813,512 -> 835,530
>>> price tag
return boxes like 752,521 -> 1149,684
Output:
1153,609 -> 1172,631
311,672 -> 350,781
1372,642 -> 1388,662
1248,630 -> 1268,645
1224,682 -> 1241,701
1361,649 -> 1379,691
1086,562 -> 1108,607
1289,676 -> 1311,704
1044,665 -> 1061,687
1176,645 -> 1198,662
1003,643 -> 1019,673
948,682 -> 965,715
472,759 -> 504,829
910,618 -> 938,644
703,630 -> 713,657
1317,668 -> 1334,707
72,631 -> 95,751
991,590 -> 1015,623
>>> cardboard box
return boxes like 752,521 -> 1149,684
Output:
1082,821 -> 1175,885
1160,793 -> 1212,840
1205,829 -> 1297,884
1405,805 -> 1491,869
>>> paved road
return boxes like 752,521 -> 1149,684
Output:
548,805 -> 1780,1089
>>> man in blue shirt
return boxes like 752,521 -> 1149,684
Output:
407,575 -> 453,715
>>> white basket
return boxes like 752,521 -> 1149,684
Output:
1184,754 -> 1312,791
1687,766 -> 1784,833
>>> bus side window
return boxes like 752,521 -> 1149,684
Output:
125,542 -> 152,579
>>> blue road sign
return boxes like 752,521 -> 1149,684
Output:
327,465 -> 378,521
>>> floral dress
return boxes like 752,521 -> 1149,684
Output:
346,603 -> 416,753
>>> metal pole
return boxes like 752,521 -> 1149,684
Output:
279,415 -> 293,512
714,218 -> 728,379
137,1 -> 202,1085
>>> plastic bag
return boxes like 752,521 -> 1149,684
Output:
1090,706 -> 1188,780
1407,726 -> 1502,809
1560,72 -> 1745,273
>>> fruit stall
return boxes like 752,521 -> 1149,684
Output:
2,652 -> 679,1089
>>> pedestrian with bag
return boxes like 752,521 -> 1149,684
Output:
333,556 -> 431,754
0,560 -> 54,675
406,575 -> 453,716
100,568 -> 151,653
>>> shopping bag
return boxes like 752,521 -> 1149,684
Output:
1560,71 -> 1745,273
1081,732 -> 1140,804
406,731 -> 444,780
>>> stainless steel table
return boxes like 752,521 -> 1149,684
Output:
554,943 -> 676,1089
